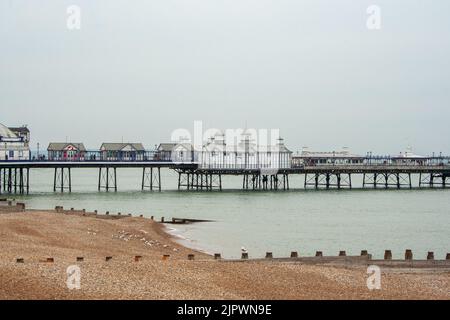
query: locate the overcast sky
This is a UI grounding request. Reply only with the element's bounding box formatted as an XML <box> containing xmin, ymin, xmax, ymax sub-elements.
<box><xmin>1</xmin><ymin>0</ymin><xmax>449</xmax><ymax>155</ymax></box>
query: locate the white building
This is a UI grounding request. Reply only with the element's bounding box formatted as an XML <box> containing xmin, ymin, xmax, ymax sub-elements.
<box><xmin>0</xmin><ymin>123</ymin><xmax>30</xmax><ymax>161</ymax></box>
<box><xmin>392</xmin><ymin>149</ymin><xmax>428</xmax><ymax>165</ymax></box>
<box><xmin>172</xmin><ymin>142</ymin><xmax>200</xmax><ymax>163</ymax></box>
<box><xmin>200</xmin><ymin>133</ymin><xmax>292</xmax><ymax>170</ymax></box>
<box><xmin>160</xmin><ymin>132</ymin><xmax>292</xmax><ymax>169</ymax></box>
<box><xmin>292</xmin><ymin>147</ymin><xmax>364</xmax><ymax>166</ymax></box>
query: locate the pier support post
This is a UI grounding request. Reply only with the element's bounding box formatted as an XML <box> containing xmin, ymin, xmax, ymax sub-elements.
<box><xmin>177</xmin><ymin>170</ymin><xmax>220</xmax><ymax>191</ymax></box>
<box><xmin>98</xmin><ymin>167</ymin><xmax>117</xmax><ymax>192</ymax></box>
<box><xmin>8</xmin><ymin>168</ymin><xmax>12</xmax><ymax>193</ymax></box>
<box><xmin>26</xmin><ymin>168</ymin><xmax>30</xmax><ymax>194</ymax></box>
<box><xmin>142</xmin><ymin>167</ymin><xmax>162</xmax><ymax>191</ymax></box>
<box><xmin>0</xmin><ymin>167</ymin><xmax>30</xmax><ymax>195</ymax></box>
<box><xmin>53</xmin><ymin>167</ymin><xmax>72</xmax><ymax>193</ymax></box>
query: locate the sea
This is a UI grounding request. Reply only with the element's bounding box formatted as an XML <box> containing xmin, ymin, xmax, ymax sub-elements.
<box><xmin>9</xmin><ymin>168</ymin><xmax>450</xmax><ymax>259</ymax></box>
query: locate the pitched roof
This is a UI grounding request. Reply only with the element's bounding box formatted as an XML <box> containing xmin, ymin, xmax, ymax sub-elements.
<box><xmin>47</xmin><ymin>143</ymin><xmax>86</xmax><ymax>151</ymax></box>
<box><xmin>157</xmin><ymin>143</ymin><xmax>177</xmax><ymax>152</ymax></box>
<box><xmin>100</xmin><ymin>143</ymin><xmax>145</xmax><ymax>151</ymax></box>
<box><xmin>173</xmin><ymin>143</ymin><xmax>202</xmax><ymax>151</ymax></box>
<box><xmin>9</xmin><ymin>126</ymin><xmax>30</xmax><ymax>134</ymax></box>
<box><xmin>0</xmin><ymin>123</ymin><xmax>17</xmax><ymax>139</ymax></box>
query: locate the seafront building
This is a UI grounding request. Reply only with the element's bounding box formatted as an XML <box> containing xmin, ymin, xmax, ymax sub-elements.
<box><xmin>159</xmin><ymin>133</ymin><xmax>292</xmax><ymax>169</ymax></box>
<box><xmin>156</xmin><ymin>143</ymin><xmax>177</xmax><ymax>161</ymax></box>
<box><xmin>0</xmin><ymin>123</ymin><xmax>30</xmax><ymax>161</ymax></box>
<box><xmin>292</xmin><ymin>147</ymin><xmax>364</xmax><ymax>167</ymax></box>
<box><xmin>392</xmin><ymin>150</ymin><xmax>428</xmax><ymax>165</ymax></box>
<box><xmin>47</xmin><ymin>143</ymin><xmax>86</xmax><ymax>161</ymax></box>
<box><xmin>100</xmin><ymin>143</ymin><xmax>146</xmax><ymax>161</ymax></box>
<box><xmin>200</xmin><ymin>133</ymin><xmax>292</xmax><ymax>169</ymax></box>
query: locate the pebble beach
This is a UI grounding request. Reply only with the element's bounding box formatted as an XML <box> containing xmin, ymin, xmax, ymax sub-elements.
<box><xmin>0</xmin><ymin>208</ymin><xmax>448</xmax><ymax>300</ymax></box>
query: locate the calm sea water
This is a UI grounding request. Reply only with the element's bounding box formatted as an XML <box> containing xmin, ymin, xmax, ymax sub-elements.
<box><xmin>8</xmin><ymin>168</ymin><xmax>450</xmax><ymax>259</ymax></box>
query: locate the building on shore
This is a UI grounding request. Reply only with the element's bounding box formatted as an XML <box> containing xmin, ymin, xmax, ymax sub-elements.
<box><xmin>99</xmin><ymin>143</ymin><xmax>145</xmax><ymax>161</ymax></box>
<box><xmin>8</xmin><ymin>126</ymin><xmax>30</xmax><ymax>147</ymax></box>
<box><xmin>47</xmin><ymin>143</ymin><xmax>86</xmax><ymax>161</ymax></box>
<box><xmin>0</xmin><ymin>123</ymin><xmax>30</xmax><ymax>161</ymax></box>
<box><xmin>292</xmin><ymin>147</ymin><xmax>364</xmax><ymax>167</ymax></box>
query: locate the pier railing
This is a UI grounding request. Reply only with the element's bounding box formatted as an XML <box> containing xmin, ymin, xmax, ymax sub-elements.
<box><xmin>27</xmin><ymin>150</ymin><xmax>170</xmax><ymax>162</ymax></box>
<box><xmin>3</xmin><ymin>151</ymin><xmax>450</xmax><ymax>169</ymax></box>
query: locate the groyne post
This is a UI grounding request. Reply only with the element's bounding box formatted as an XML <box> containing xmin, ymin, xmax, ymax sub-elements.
<box><xmin>405</xmin><ymin>249</ymin><xmax>413</xmax><ymax>260</ymax></box>
<box><xmin>384</xmin><ymin>250</ymin><xmax>392</xmax><ymax>260</ymax></box>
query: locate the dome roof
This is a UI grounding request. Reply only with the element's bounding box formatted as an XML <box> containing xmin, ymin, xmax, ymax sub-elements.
<box><xmin>0</xmin><ymin>123</ymin><xmax>17</xmax><ymax>138</ymax></box>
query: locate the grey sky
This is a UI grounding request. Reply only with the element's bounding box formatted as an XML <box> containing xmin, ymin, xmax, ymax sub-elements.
<box><xmin>1</xmin><ymin>0</ymin><xmax>449</xmax><ymax>155</ymax></box>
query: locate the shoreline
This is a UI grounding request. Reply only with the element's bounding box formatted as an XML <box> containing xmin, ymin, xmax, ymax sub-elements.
<box><xmin>0</xmin><ymin>205</ymin><xmax>449</xmax><ymax>299</ymax></box>
<box><xmin>164</xmin><ymin>224</ymin><xmax>217</xmax><ymax>257</ymax></box>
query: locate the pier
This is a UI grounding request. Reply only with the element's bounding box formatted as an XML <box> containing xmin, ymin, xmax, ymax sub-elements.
<box><xmin>0</xmin><ymin>160</ymin><xmax>196</xmax><ymax>194</ymax></box>
<box><xmin>1</xmin><ymin>154</ymin><xmax>450</xmax><ymax>194</ymax></box>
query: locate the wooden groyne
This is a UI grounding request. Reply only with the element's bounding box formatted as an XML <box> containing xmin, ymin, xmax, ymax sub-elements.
<box><xmin>12</xmin><ymin>250</ymin><xmax>450</xmax><ymax>269</ymax></box>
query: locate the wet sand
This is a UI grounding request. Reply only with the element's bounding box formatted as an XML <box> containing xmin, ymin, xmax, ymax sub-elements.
<box><xmin>0</xmin><ymin>209</ymin><xmax>448</xmax><ymax>300</ymax></box>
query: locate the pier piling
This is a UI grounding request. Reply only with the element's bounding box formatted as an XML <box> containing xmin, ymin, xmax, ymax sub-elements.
<box><xmin>98</xmin><ymin>167</ymin><xmax>117</xmax><ymax>192</ymax></box>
